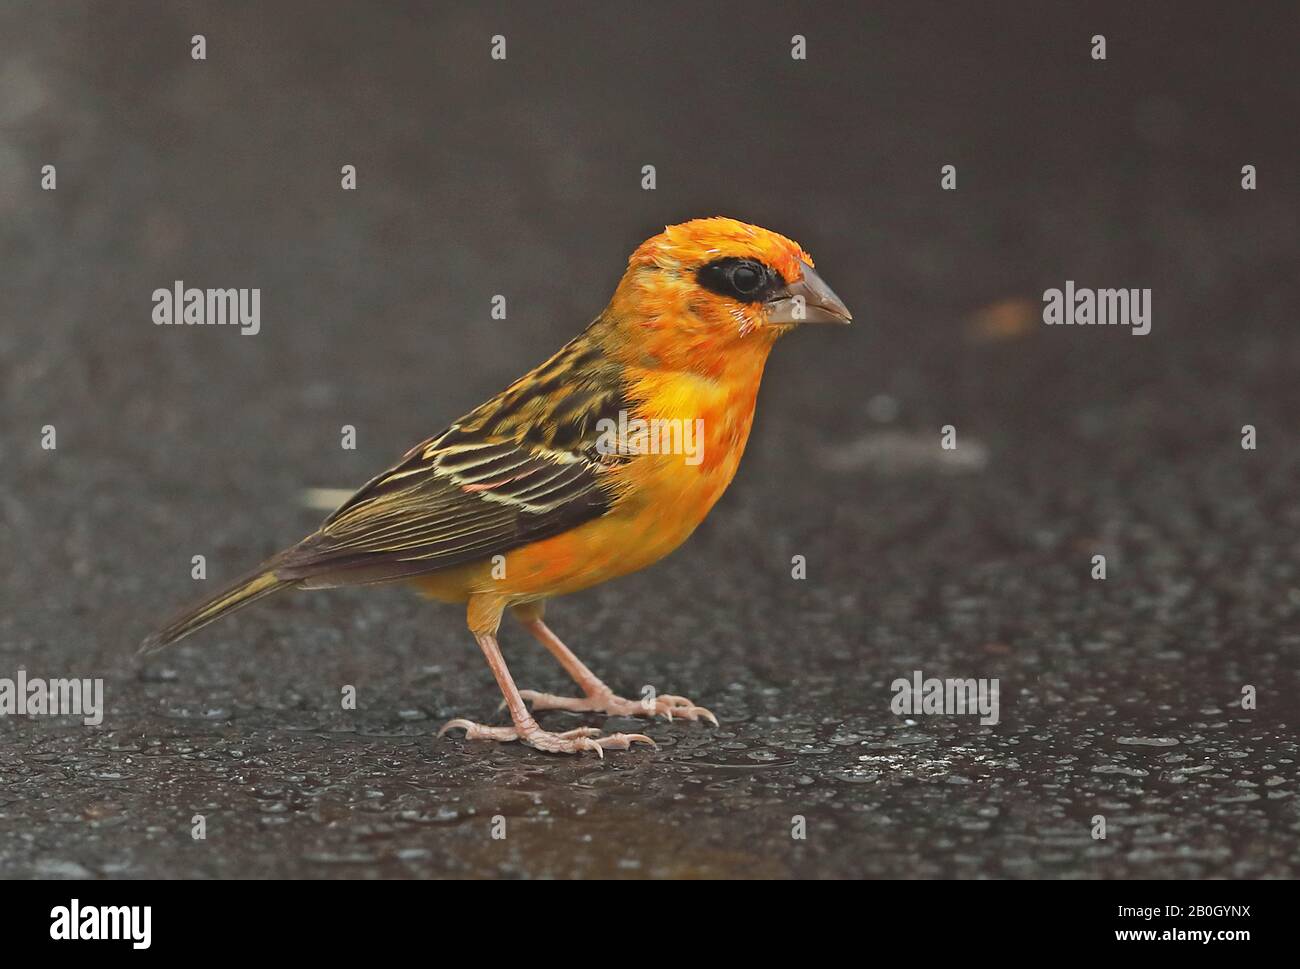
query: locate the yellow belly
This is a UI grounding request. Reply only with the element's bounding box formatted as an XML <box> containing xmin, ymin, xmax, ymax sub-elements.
<box><xmin>413</xmin><ymin>363</ymin><xmax>764</xmax><ymax>606</ymax></box>
<box><xmin>416</xmin><ymin>382</ymin><xmax>759</xmax><ymax>600</ymax></box>
<box><xmin>412</xmin><ymin>450</ymin><xmax>737</xmax><ymax>604</ymax></box>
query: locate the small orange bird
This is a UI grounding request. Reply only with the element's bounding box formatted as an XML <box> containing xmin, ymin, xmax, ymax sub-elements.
<box><xmin>143</xmin><ymin>217</ymin><xmax>852</xmax><ymax>755</ymax></box>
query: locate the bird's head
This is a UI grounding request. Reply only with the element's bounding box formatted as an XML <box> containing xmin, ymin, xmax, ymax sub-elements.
<box><xmin>607</xmin><ymin>218</ymin><xmax>852</xmax><ymax>370</ymax></box>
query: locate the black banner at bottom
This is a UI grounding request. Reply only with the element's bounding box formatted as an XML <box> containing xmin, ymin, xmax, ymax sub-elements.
<box><xmin>0</xmin><ymin>877</ymin><xmax>1275</xmax><ymax>955</ymax></box>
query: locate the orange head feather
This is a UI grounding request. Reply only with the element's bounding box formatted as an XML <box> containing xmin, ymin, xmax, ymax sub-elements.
<box><xmin>602</xmin><ymin>217</ymin><xmax>850</xmax><ymax>376</ymax></box>
<box><xmin>629</xmin><ymin>217</ymin><xmax>815</xmax><ymax>288</ymax></box>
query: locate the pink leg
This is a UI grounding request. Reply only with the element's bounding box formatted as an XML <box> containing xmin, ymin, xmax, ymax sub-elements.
<box><xmin>438</xmin><ymin>631</ymin><xmax>655</xmax><ymax>756</ymax></box>
<box><xmin>514</xmin><ymin>610</ymin><xmax>718</xmax><ymax>726</ymax></box>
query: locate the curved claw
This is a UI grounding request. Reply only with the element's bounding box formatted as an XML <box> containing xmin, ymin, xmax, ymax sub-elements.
<box><xmin>656</xmin><ymin>695</ymin><xmax>718</xmax><ymax>726</ymax></box>
<box><xmin>676</xmin><ymin>704</ymin><xmax>718</xmax><ymax>726</ymax></box>
<box><xmin>610</xmin><ymin>733</ymin><xmax>656</xmax><ymax>749</ymax></box>
<box><xmin>438</xmin><ymin>718</ymin><xmax>476</xmax><ymax>738</ymax></box>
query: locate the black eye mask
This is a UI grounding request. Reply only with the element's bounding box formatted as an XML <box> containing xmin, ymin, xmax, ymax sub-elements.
<box><xmin>695</xmin><ymin>257</ymin><xmax>786</xmax><ymax>304</ymax></box>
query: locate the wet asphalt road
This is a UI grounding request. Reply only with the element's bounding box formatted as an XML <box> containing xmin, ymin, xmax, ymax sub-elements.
<box><xmin>2</xmin><ymin>2</ymin><xmax>1298</xmax><ymax>878</ymax></box>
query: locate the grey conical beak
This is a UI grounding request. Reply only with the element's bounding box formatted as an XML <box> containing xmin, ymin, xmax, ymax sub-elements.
<box><xmin>766</xmin><ymin>261</ymin><xmax>853</xmax><ymax>324</ymax></box>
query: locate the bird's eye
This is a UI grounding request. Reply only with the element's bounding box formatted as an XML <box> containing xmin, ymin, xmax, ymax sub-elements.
<box><xmin>730</xmin><ymin>263</ymin><xmax>761</xmax><ymax>295</ymax></box>
<box><xmin>695</xmin><ymin>257</ymin><xmax>781</xmax><ymax>303</ymax></box>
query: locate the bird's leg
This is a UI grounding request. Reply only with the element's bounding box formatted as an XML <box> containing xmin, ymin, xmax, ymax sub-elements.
<box><xmin>438</xmin><ymin>596</ymin><xmax>654</xmax><ymax>756</ymax></box>
<box><xmin>512</xmin><ymin>603</ymin><xmax>718</xmax><ymax>725</ymax></box>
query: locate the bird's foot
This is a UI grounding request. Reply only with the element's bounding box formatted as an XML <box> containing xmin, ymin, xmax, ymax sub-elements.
<box><xmin>437</xmin><ymin>719</ymin><xmax>655</xmax><ymax>757</ymax></box>
<box><xmin>518</xmin><ymin>688</ymin><xmax>719</xmax><ymax>726</ymax></box>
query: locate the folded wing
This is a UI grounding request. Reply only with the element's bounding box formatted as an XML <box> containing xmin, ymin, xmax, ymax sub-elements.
<box><xmin>275</xmin><ymin>425</ymin><xmax>617</xmax><ymax>586</ymax></box>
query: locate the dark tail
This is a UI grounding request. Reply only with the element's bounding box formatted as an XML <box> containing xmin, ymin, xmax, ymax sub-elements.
<box><xmin>139</xmin><ymin>564</ymin><xmax>289</xmax><ymax>653</ymax></box>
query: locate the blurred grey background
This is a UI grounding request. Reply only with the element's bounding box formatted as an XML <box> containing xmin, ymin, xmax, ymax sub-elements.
<box><xmin>1</xmin><ymin>1</ymin><xmax>1297</xmax><ymax>878</ymax></box>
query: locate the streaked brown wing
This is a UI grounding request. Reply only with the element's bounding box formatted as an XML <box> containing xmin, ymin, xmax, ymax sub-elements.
<box><xmin>273</xmin><ymin>426</ymin><xmax>616</xmax><ymax>585</ymax></box>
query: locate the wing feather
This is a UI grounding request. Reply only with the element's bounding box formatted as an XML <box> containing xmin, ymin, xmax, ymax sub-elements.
<box><xmin>275</xmin><ymin>430</ymin><xmax>616</xmax><ymax>584</ymax></box>
<box><xmin>275</xmin><ymin>325</ymin><xmax>632</xmax><ymax>585</ymax></box>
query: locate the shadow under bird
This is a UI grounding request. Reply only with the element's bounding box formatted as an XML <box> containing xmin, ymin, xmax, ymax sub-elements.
<box><xmin>143</xmin><ymin>217</ymin><xmax>852</xmax><ymax>755</ymax></box>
